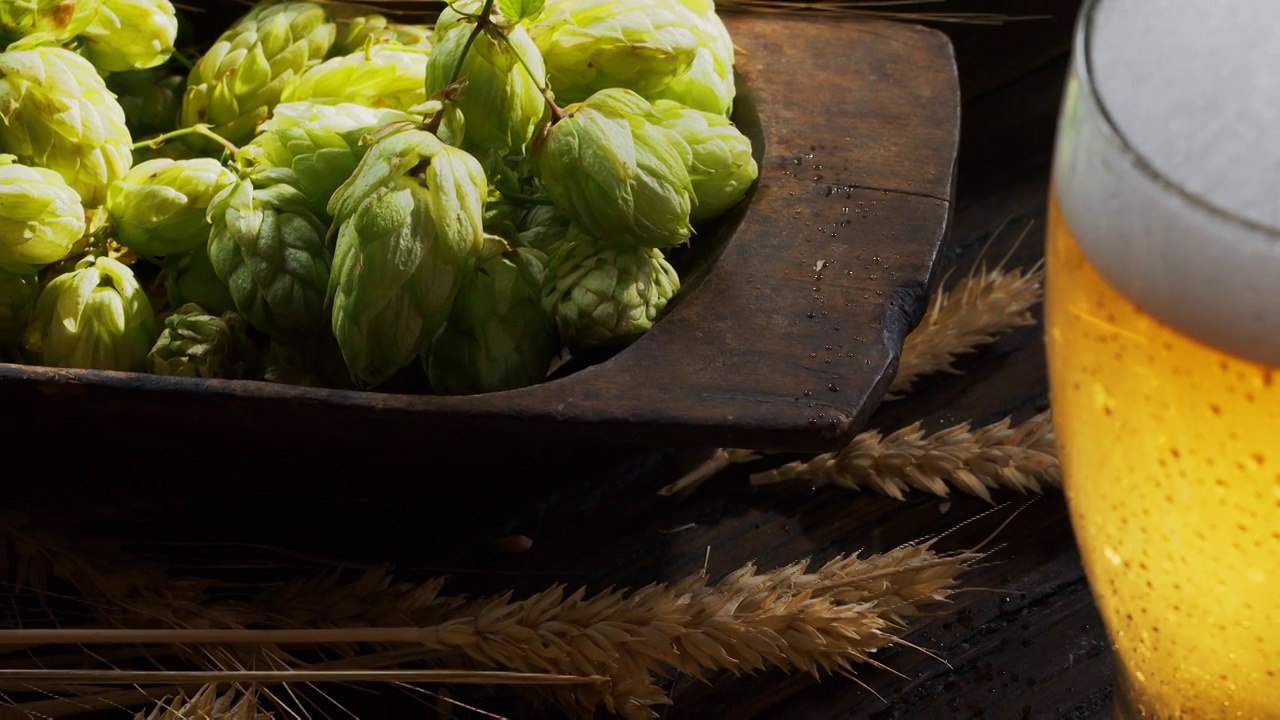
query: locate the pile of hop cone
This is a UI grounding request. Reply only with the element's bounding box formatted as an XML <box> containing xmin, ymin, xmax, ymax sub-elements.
<box><xmin>0</xmin><ymin>0</ymin><xmax>759</xmax><ymax>393</ymax></box>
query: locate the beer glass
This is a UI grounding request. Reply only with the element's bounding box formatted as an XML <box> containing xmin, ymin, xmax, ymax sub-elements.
<box><xmin>1045</xmin><ymin>0</ymin><xmax>1280</xmax><ymax>717</ymax></box>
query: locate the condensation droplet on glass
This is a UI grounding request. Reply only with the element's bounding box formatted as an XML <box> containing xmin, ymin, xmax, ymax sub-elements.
<box><xmin>828</xmin><ymin>384</ymin><xmax>839</xmax><ymax>392</ymax></box>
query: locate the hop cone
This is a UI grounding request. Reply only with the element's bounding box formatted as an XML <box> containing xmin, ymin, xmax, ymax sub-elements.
<box><xmin>236</xmin><ymin>101</ymin><xmax>414</xmax><ymax>221</ymax></box>
<box><xmin>424</xmin><ymin>16</ymin><xmax>547</xmax><ymax>155</ymax></box>
<box><xmin>206</xmin><ymin>178</ymin><xmax>331</xmax><ymax>339</ymax></box>
<box><xmin>427</xmin><ymin>246</ymin><xmax>557</xmax><ymax>395</ymax></box>
<box><xmin>517</xmin><ymin>202</ymin><xmax>570</xmax><ymax>252</ymax></box>
<box><xmin>651</xmin><ymin>100</ymin><xmax>757</xmax><ymax>222</ymax></box>
<box><xmin>77</xmin><ymin>0</ymin><xmax>178</xmax><ymax>73</ymax></box>
<box><xmin>534</xmin><ymin>88</ymin><xmax>693</xmax><ymax>249</ymax></box>
<box><xmin>542</xmin><ymin>227</ymin><xmax>680</xmax><ymax>348</ymax></box>
<box><xmin>0</xmin><ymin>156</ymin><xmax>85</xmax><ymax>265</ymax></box>
<box><xmin>0</xmin><ymin>0</ymin><xmax>100</xmax><ymax>43</ymax></box>
<box><xmin>281</xmin><ymin>42</ymin><xmax>428</xmax><ymax>113</ymax></box>
<box><xmin>329</xmin><ymin>13</ymin><xmax>433</xmax><ymax>57</ymax></box>
<box><xmin>106</xmin><ymin>157</ymin><xmax>237</xmax><ymax>258</ymax></box>
<box><xmin>23</xmin><ymin>254</ymin><xmax>157</xmax><ymax>371</ymax></box>
<box><xmin>646</xmin><ymin>7</ymin><xmax>735</xmax><ymax>115</ymax></box>
<box><xmin>326</xmin><ymin>128</ymin><xmax>488</xmax><ymax>387</ymax></box>
<box><xmin>181</xmin><ymin>2</ymin><xmax>336</xmax><ymax>147</ymax></box>
<box><xmin>0</xmin><ymin>263</ymin><xmax>39</xmax><ymax>344</ymax></box>
<box><xmin>526</xmin><ymin>0</ymin><xmax>701</xmax><ymax>104</ymax></box>
<box><xmin>147</xmin><ymin>302</ymin><xmax>255</xmax><ymax>378</ymax></box>
<box><xmin>164</xmin><ymin>243</ymin><xmax>235</xmax><ymax>317</ymax></box>
<box><xmin>107</xmin><ymin>67</ymin><xmax>184</xmax><ymax>138</ymax></box>
<box><xmin>0</xmin><ymin>43</ymin><xmax>133</xmax><ymax>207</ymax></box>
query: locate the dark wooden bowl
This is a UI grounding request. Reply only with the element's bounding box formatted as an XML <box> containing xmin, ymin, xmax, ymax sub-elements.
<box><xmin>0</xmin><ymin>14</ymin><xmax>959</xmax><ymax>480</ymax></box>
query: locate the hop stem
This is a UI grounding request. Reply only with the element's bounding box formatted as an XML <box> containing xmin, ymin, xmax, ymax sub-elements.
<box><xmin>133</xmin><ymin>125</ymin><xmax>239</xmax><ymax>158</ymax></box>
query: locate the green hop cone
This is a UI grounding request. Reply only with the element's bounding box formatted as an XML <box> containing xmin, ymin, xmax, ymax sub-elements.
<box><xmin>281</xmin><ymin>42</ymin><xmax>428</xmax><ymax>113</ymax></box>
<box><xmin>542</xmin><ymin>227</ymin><xmax>680</xmax><ymax>349</ymax></box>
<box><xmin>146</xmin><ymin>302</ymin><xmax>255</xmax><ymax>378</ymax></box>
<box><xmin>0</xmin><ymin>43</ymin><xmax>133</xmax><ymax>207</ymax></box>
<box><xmin>106</xmin><ymin>157</ymin><xmax>237</xmax><ymax>258</ymax></box>
<box><xmin>651</xmin><ymin>100</ymin><xmax>757</xmax><ymax>223</ymax></box>
<box><xmin>646</xmin><ymin>7</ymin><xmax>735</xmax><ymax>115</ymax></box>
<box><xmin>326</xmin><ymin>128</ymin><xmax>488</xmax><ymax>387</ymax></box>
<box><xmin>206</xmin><ymin>178</ymin><xmax>331</xmax><ymax>339</ymax></box>
<box><xmin>0</xmin><ymin>156</ymin><xmax>86</xmax><ymax>266</ymax></box>
<box><xmin>23</xmin><ymin>254</ymin><xmax>157</xmax><ymax>371</ymax></box>
<box><xmin>0</xmin><ymin>0</ymin><xmax>101</xmax><ymax>43</ymax></box>
<box><xmin>164</xmin><ymin>243</ymin><xmax>235</xmax><ymax>316</ymax></box>
<box><xmin>534</xmin><ymin>88</ymin><xmax>693</xmax><ymax>249</ymax></box>
<box><xmin>0</xmin><ymin>263</ymin><xmax>39</xmax><ymax>344</ymax></box>
<box><xmin>516</xmin><ymin>202</ymin><xmax>570</xmax><ymax>253</ymax></box>
<box><xmin>526</xmin><ymin>0</ymin><xmax>701</xmax><ymax>104</ymax></box>
<box><xmin>329</xmin><ymin>13</ymin><xmax>433</xmax><ymax>57</ymax></box>
<box><xmin>424</xmin><ymin>16</ymin><xmax>547</xmax><ymax>156</ymax></box>
<box><xmin>107</xmin><ymin>67</ymin><xmax>184</xmax><ymax>138</ymax></box>
<box><xmin>236</xmin><ymin>101</ymin><xmax>414</xmax><ymax>221</ymax></box>
<box><xmin>427</xmin><ymin>246</ymin><xmax>557</xmax><ymax>395</ymax></box>
<box><xmin>76</xmin><ymin>0</ymin><xmax>178</xmax><ymax>73</ymax></box>
<box><xmin>181</xmin><ymin>2</ymin><xmax>336</xmax><ymax>148</ymax></box>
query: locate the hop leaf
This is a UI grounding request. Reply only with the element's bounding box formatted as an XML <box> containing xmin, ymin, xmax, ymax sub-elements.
<box><xmin>542</xmin><ymin>226</ymin><xmax>680</xmax><ymax>349</ymax></box>
<box><xmin>146</xmin><ymin>302</ymin><xmax>256</xmax><ymax>378</ymax></box>
<box><xmin>0</xmin><ymin>263</ymin><xmax>39</xmax><ymax>344</ymax></box>
<box><xmin>424</xmin><ymin>18</ymin><xmax>547</xmax><ymax>155</ymax></box>
<box><xmin>76</xmin><ymin>0</ymin><xmax>178</xmax><ymax>73</ymax></box>
<box><xmin>206</xmin><ymin>178</ymin><xmax>332</xmax><ymax>339</ymax></box>
<box><xmin>0</xmin><ymin>0</ymin><xmax>101</xmax><ymax>43</ymax></box>
<box><xmin>534</xmin><ymin>88</ymin><xmax>693</xmax><ymax>249</ymax></box>
<box><xmin>0</xmin><ymin>44</ymin><xmax>134</xmax><ymax>206</ymax></box>
<box><xmin>23</xmin><ymin>254</ymin><xmax>157</xmax><ymax>371</ymax></box>
<box><xmin>651</xmin><ymin>99</ymin><xmax>758</xmax><ymax>222</ymax></box>
<box><xmin>326</xmin><ymin>128</ymin><xmax>489</xmax><ymax>387</ymax></box>
<box><xmin>236</xmin><ymin>101</ymin><xmax>415</xmax><ymax>221</ymax></box>
<box><xmin>106</xmin><ymin>157</ymin><xmax>237</xmax><ymax>258</ymax></box>
<box><xmin>181</xmin><ymin>1</ymin><xmax>336</xmax><ymax>147</ymax></box>
<box><xmin>107</xmin><ymin>67</ymin><xmax>184</xmax><ymax>138</ymax></box>
<box><xmin>281</xmin><ymin>42</ymin><xmax>429</xmax><ymax>113</ymax></box>
<box><xmin>427</xmin><ymin>246</ymin><xmax>557</xmax><ymax>395</ymax></box>
<box><xmin>0</xmin><ymin>156</ymin><xmax>85</xmax><ymax>266</ymax></box>
<box><xmin>526</xmin><ymin>0</ymin><xmax>702</xmax><ymax>104</ymax></box>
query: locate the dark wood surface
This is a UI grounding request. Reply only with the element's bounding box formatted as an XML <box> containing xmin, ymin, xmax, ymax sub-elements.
<box><xmin>0</xmin><ymin>13</ymin><xmax>960</xmax><ymax>463</ymax></box>
<box><xmin>6</xmin><ymin>2</ymin><xmax>1118</xmax><ymax>719</ymax></box>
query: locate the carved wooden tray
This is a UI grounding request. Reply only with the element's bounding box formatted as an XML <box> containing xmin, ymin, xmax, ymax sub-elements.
<box><xmin>0</xmin><ymin>13</ymin><xmax>960</xmax><ymax>470</ymax></box>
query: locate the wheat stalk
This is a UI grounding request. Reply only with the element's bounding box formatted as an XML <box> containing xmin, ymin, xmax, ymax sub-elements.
<box><xmin>0</xmin><ymin>515</ymin><xmax>978</xmax><ymax>720</ymax></box>
<box><xmin>751</xmin><ymin>410</ymin><xmax>1058</xmax><ymax>501</ymax></box>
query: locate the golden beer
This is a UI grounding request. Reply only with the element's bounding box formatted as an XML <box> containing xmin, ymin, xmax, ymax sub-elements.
<box><xmin>1046</xmin><ymin>0</ymin><xmax>1280</xmax><ymax>717</ymax></box>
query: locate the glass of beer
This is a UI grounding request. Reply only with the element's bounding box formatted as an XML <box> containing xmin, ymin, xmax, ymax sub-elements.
<box><xmin>1045</xmin><ymin>0</ymin><xmax>1280</xmax><ymax>717</ymax></box>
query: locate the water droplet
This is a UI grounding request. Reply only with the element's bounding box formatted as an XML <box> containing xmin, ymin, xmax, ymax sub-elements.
<box><xmin>823</xmin><ymin>357</ymin><xmax>832</xmax><ymax>364</ymax></box>
<box><xmin>841</xmin><ymin>207</ymin><xmax>849</xmax><ymax>215</ymax></box>
<box><xmin>803</xmin><ymin>390</ymin><xmax>813</xmax><ymax>396</ymax></box>
<box><xmin>806</xmin><ymin>311</ymin><xmax>816</xmax><ymax>319</ymax></box>
<box><xmin>825</xmin><ymin>345</ymin><xmax>832</xmax><ymax>350</ymax></box>
<box><xmin>870</xmin><ymin>274</ymin><xmax>878</xmax><ymax>280</ymax></box>
<box><xmin>808</xmin><ymin>418</ymin><xmax>818</xmax><ymax>425</ymax></box>
<box><xmin>828</xmin><ymin>384</ymin><xmax>839</xmax><ymax>392</ymax></box>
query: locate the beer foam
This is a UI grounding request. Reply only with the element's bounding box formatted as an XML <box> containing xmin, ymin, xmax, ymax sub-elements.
<box><xmin>1053</xmin><ymin>0</ymin><xmax>1280</xmax><ymax>366</ymax></box>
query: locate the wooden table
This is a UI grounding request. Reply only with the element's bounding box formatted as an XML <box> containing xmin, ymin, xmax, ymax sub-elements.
<box><xmin>8</xmin><ymin>2</ymin><xmax>1115</xmax><ymax>718</ymax></box>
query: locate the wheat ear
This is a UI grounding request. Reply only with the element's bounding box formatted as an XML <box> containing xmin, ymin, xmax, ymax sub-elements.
<box><xmin>660</xmin><ymin>249</ymin><xmax>1045</xmax><ymax>497</ymax></box>
<box><xmin>136</xmin><ymin>685</ymin><xmax>267</xmax><ymax>720</ymax></box>
<box><xmin>750</xmin><ymin>410</ymin><xmax>1058</xmax><ymax>501</ymax></box>
<box><xmin>890</xmin><ymin>260</ymin><xmax>1043</xmax><ymax>397</ymax></box>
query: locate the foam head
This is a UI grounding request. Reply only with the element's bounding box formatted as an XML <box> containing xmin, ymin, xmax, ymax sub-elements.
<box><xmin>1053</xmin><ymin>0</ymin><xmax>1280</xmax><ymax>367</ymax></box>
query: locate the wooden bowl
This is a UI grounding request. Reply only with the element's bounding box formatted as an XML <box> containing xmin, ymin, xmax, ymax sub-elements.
<box><xmin>0</xmin><ymin>13</ymin><xmax>959</xmax><ymax>478</ymax></box>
